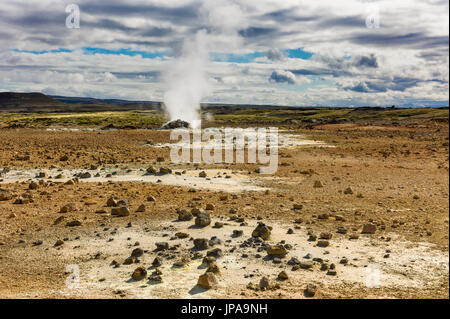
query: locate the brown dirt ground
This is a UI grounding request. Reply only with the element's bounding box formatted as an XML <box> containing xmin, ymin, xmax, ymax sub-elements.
<box><xmin>0</xmin><ymin>122</ymin><xmax>448</xmax><ymax>299</ymax></box>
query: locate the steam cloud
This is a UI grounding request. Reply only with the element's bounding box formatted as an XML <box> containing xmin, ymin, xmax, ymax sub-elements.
<box><xmin>163</xmin><ymin>0</ymin><xmax>246</xmax><ymax>129</ymax></box>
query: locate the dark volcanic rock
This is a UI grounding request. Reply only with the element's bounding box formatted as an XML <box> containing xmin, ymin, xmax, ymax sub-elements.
<box><xmin>161</xmin><ymin>120</ymin><xmax>191</xmax><ymax>130</ymax></box>
<box><xmin>195</xmin><ymin>213</ymin><xmax>211</xmax><ymax>227</ymax></box>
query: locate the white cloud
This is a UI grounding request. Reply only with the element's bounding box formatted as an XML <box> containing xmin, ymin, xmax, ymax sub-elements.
<box><xmin>0</xmin><ymin>0</ymin><xmax>447</xmax><ymax>107</ymax></box>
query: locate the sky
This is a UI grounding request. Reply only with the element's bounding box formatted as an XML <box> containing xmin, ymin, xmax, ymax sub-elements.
<box><xmin>0</xmin><ymin>0</ymin><xmax>448</xmax><ymax>107</ymax></box>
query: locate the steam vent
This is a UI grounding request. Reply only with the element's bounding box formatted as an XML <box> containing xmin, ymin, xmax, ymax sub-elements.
<box><xmin>161</xmin><ymin>120</ymin><xmax>192</xmax><ymax>130</ymax></box>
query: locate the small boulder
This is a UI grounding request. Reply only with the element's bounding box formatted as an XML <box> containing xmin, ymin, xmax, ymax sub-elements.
<box><xmin>252</xmin><ymin>222</ymin><xmax>272</xmax><ymax>240</ymax></box>
<box><xmin>317</xmin><ymin>240</ymin><xmax>330</xmax><ymax>248</ymax></box>
<box><xmin>259</xmin><ymin>277</ymin><xmax>270</xmax><ymax>291</ymax></box>
<box><xmin>304</xmin><ymin>284</ymin><xmax>318</xmax><ymax>297</ymax></box>
<box><xmin>207</xmin><ymin>248</ymin><xmax>223</xmax><ymax>259</ymax></box>
<box><xmin>267</xmin><ymin>245</ymin><xmax>288</xmax><ymax>257</ymax></box>
<box><xmin>116</xmin><ymin>207</ymin><xmax>130</xmax><ymax>217</ymax></box>
<box><xmin>195</xmin><ymin>213</ymin><xmax>211</xmax><ymax>227</ymax></box>
<box><xmin>131</xmin><ymin>248</ymin><xmax>144</xmax><ymax>258</ymax></box>
<box><xmin>177</xmin><ymin>209</ymin><xmax>193</xmax><ymax>221</ymax></box>
<box><xmin>344</xmin><ymin>187</ymin><xmax>354</xmax><ymax>195</ymax></box>
<box><xmin>175</xmin><ymin>232</ymin><xmax>190</xmax><ymax>239</ymax></box>
<box><xmin>59</xmin><ymin>203</ymin><xmax>76</xmax><ymax>214</ymax></box>
<box><xmin>194</xmin><ymin>238</ymin><xmax>209</xmax><ymax>250</ymax></box>
<box><xmin>197</xmin><ymin>272</ymin><xmax>218</xmax><ymax>290</ymax></box>
<box><xmin>319</xmin><ymin>232</ymin><xmax>333</xmax><ymax>240</ymax></box>
<box><xmin>136</xmin><ymin>204</ymin><xmax>146</xmax><ymax>213</ymax></box>
<box><xmin>131</xmin><ymin>267</ymin><xmax>147</xmax><ymax>281</ymax></box>
<box><xmin>155</xmin><ymin>242</ymin><xmax>169</xmax><ymax>251</ymax></box>
<box><xmin>152</xmin><ymin>257</ymin><xmax>163</xmax><ymax>267</ymax></box>
<box><xmin>362</xmin><ymin>224</ymin><xmax>377</xmax><ymax>234</ymax></box>
<box><xmin>207</xmin><ymin>263</ymin><xmax>220</xmax><ymax>274</ymax></box>
<box><xmin>107</xmin><ymin>197</ymin><xmax>117</xmax><ymax>207</ymax></box>
<box><xmin>314</xmin><ymin>180</ymin><xmax>324</xmax><ymax>188</ymax></box>
<box><xmin>66</xmin><ymin>220</ymin><xmax>82</xmax><ymax>227</ymax></box>
<box><xmin>278</xmin><ymin>271</ymin><xmax>289</xmax><ymax>280</ymax></box>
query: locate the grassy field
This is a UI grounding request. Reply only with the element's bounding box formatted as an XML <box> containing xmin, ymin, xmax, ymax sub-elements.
<box><xmin>0</xmin><ymin>110</ymin><xmax>167</xmax><ymax>129</ymax></box>
<box><xmin>0</xmin><ymin>106</ymin><xmax>448</xmax><ymax>129</ymax></box>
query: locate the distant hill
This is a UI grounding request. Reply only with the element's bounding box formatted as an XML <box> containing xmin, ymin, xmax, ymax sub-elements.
<box><xmin>0</xmin><ymin>92</ymin><xmax>163</xmax><ymax>112</ymax></box>
<box><xmin>0</xmin><ymin>92</ymin><xmax>64</xmax><ymax>111</ymax></box>
<box><xmin>51</xmin><ymin>95</ymin><xmax>163</xmax><ymax>107</ymax></box>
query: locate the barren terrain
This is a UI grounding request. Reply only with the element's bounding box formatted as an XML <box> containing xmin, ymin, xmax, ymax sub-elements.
<box><xmin>0</xmin><ymin>113</ymin><xmax>448</xmax><ymax>299</ymax></box>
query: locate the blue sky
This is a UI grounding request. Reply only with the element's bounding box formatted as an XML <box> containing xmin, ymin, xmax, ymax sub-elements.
<box><xmin>0</xmin><ymin>0</ymin><xmax>448</xmax><ymax>107</ymax></box>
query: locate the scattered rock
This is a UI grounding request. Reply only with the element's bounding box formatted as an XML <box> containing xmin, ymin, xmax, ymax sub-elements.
<box><xmin>304</xmin><ymin>284</ymin><xmax>318</xmax><ymax>297</ymax></box>
<box><xmin>54</xmin><ymin>240</ymin><xmax>64</xmax><ymax>247</ymax></box>
<box><xmin>207</xmin><ymin>263</ymin><xmax>220</xmax><ymax>274</ymax></box>
<box><xmin>66</xmin><ymin>220</ymin><xmax>82</xmax><ymax>227</ymax></box>
<box><xmin>195</xmin><ymin>213</ymin><xmax>211</xmax><ymax>227</ymax></box>
<box><xmin>123</xmin><ymin>257</ymin><xmax>136</xmax><ymax>265</ymax></box>
<box><xmin>161</xmin><ymin>120</ymin><xmax>191</xmax><ymax>130</ymax></box>
<box><xmin>267</xmin><ymin>245</ymin><xmax>288</xmax><ymax>258</ymax></box>
<box><xmin>107</xmin><ymin>197</ymin><xmax>118</xmax><ymax>207</ymax></box>
<box><xmin>362</xmin><ymin>224</ymin><xmax>377</xmax><ymax>234</ymax></box>
<box><xmin>278</xmin><ymin>271</ymin><xmax>289</xmax><ymax>280</ymax></box>
<box><xmin>159</xmin><ymin>167</ymin><xmax>172</xmax><ymax>175</ymax></box>
<box><xmin>131</xmin><ymin>267</ymin><xmax>147</xmax><ymax>281</ymax></box>
<box><xmin>149</xmin><ymin>274</ymin><xmax>163</xmax><ymax>283</ymax></box>
<box><xmin>233</xmin><ymin>230</ymin><xmax>244</xmax><ymax>237</ymax></box>
<box><xmin>214</xmin><ymin>222</ymin><xmax>224</xmax><ymax>229</ymax></box>
<box><xmin>209</xmin><ymin>237</ymin><xmax>222</xmax><ymax>246</ymax></box>
<box><xmin>175</xmin><ymin>232</ymin><xmax>190</xmax><ymax>239</ymax></box>
<box><xmin>33</xmin><ymin>240</ymin><xmax>43</xmax><ymax>246</ymax></box>
<box><xmin>299</xmin><ymin>261</ymin><xmax>314</xmax><ymax>269</ymax></box>
<box><xmin>317</xmin><ymin>240</ymin><xmax>330</xmax><ymax>248</ymax></box>
<box><xmin>29</xmin><ymin>181</ymin><xmax>39</xmax><ymax>190</ymax></box>
<box><xmin>207</xmin><ymin>248</ymin><xmax>223</xmax><ymax>259</ymax></box>
<box><xmin>177</xmin><ymin>209</ymin><xmax>193</xmax><ymax>221</ymax></box>
<box><xmin>259</xmin><ymin>277</ymin><xmax>270</xmax><ymax>291</ymax></box>
<box><xmin>252</xmin><ymin>222</ymin><xmax>272</xmax><ymax>240</ymax></box>
<box><xmin>79</xmin><ymin>172</ymin><xmax>91</xmax><ymax>179</ymax></box>
<box><xmin>155</xmin><ymin>242</ymin><xmax>169</xmax><ymax>251</ymax></box>
<box><xmin>319</xmin><ymin>232</ymin><xmax>333</xmax><ymax>240</ymax></box>
<box><xmin>112</xmin><ymin>207</ymin><xmax>130</xmax><ymax>217</ymax></box>
<box><xmin>344</xmin><ymin>187</ymin><xmax>354</xmax><ymax>195</ymax></box>
<box><xmin>194</xmin><ymin>238</ymin><xmax>209</xmax><ymax>250</ymax></box>
<box><xmin>314</xmin><ymin>180</ymin><xmax>324</xmax><ymax>188</ymax></box>
<box><xmin>197</xmin><ymin>272</ymin><xmax>218</xmax><ymax>290</ymax></box>
<box><xmin>53</xmin><ymin>216</ymin><xmax>65</xmax><ymax>225</ymax></box>
<box><xmin>152</xmin><ymin>257</ymin><xmax>163</xmax><ymax>267</ymax></box>
<box><xmin>59</xmin><ymin>203</ymin><xmax>76</xmax><ymax>214</ymax></box>
<box><xmin>131</xmin><ymin>248</ymin><xmax>144</xmax><ymax>258</ymax></box>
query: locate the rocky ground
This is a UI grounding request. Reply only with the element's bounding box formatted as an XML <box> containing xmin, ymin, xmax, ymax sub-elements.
<box><xmin>0</xmin><ymin>120</ymin><xmax>448</xmax><ymax>299</ymax></box>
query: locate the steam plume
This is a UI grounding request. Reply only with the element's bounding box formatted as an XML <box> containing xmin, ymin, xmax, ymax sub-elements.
<box><xmin>163</xmin><ymin>1</ymin><xmax>245</xmax><ymax>129</ymax></box>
